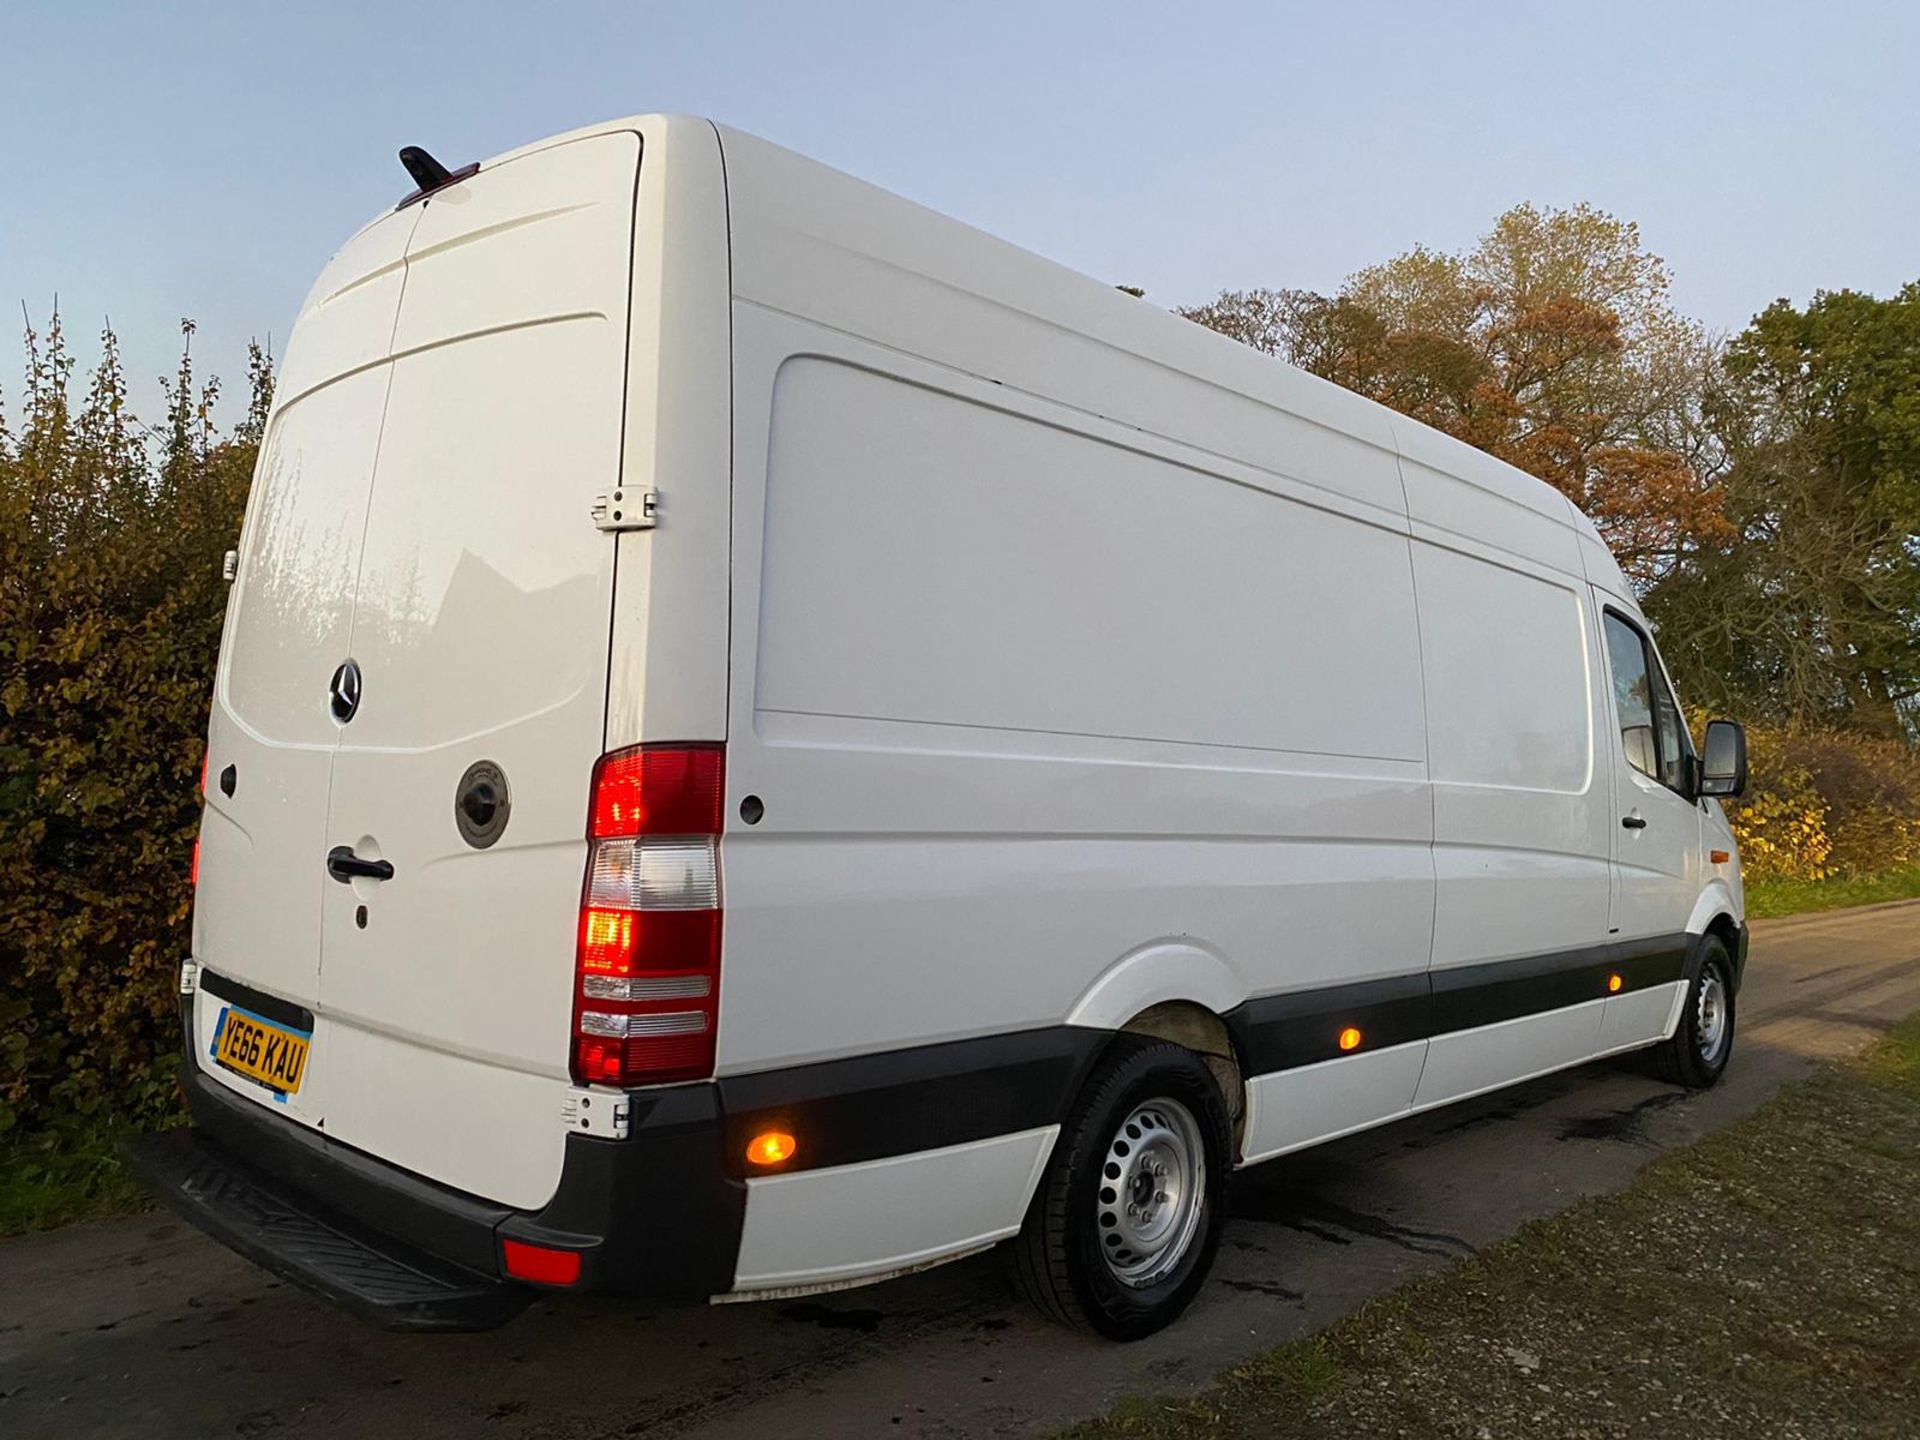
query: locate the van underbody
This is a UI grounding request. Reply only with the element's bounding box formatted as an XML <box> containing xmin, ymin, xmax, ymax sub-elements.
<box><xmin>131</xmin><ymin>114</ymin><xmax>1750</xmax><ymax>1335</ymax></box>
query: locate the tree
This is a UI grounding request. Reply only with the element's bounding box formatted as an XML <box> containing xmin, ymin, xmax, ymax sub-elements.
<box><xmin>1180</xmin><ymin>205</ymin><xmax>1730</xmax><ymax>588</ymax></box>
<box><xmin>1649</xmin><ymin>285</ymin><xmax>1920</xmax><ymax>737</ymax></box>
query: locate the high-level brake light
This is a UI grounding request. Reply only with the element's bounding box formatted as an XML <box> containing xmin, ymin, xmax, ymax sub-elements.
<box><xmin>571</xmin><ymin>744</ymin><xmax>725</xmax><ymax>1087</ymax></box>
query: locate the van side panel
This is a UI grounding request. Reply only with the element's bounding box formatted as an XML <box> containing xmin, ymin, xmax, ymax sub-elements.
<box><xmin>721</xmin><ymin>312</ymin><xmax>1435</xmax><ymax>1080</ymax></box>
<box><xmin>731</xmin><ymin>1126</ymin><xmax>1056</xmax><ymax>1293</ymax></box>
<box><xmin>1241</xmin><ymin>1040</ymin><xmax>1430</xmax><ymax>1165</ymax></box>
<box><xmin>716</xmin><ymin>137</ymin><xmax>1444</xmax><ymax>1283</ymax></box>
<box><xmin>1414</xmin><ymin>539</ymin><xmax>1611</xmax><ymax>973</ymax></box>
<box><xmin>713</xmin><ymin>127</ymin><xmax>1409</xmax><ymax>521</ymax></box>
<box><xmin>755</xmin><ymin>359</ymin><xmax>1424</xmax><ymax>763</ymax></box>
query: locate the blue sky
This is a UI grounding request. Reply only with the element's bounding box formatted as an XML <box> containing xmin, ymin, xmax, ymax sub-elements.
<box><xmin>4</xmin><ymin>1</ymin><xmax>1915</xmax><ymax>424</ymax></box>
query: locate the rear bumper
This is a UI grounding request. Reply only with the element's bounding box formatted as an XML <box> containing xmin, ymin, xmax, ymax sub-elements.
<box><xmin>144</xmin><ymin>983</ymin><xmax>1106</xmax><ymax>1330</ymax></box>
<box><xmin>140</xmin><ymin>1042</ymin><xmax>745</xmax><ymax>1329</ymax></box>
<box><xmin>126</xmin><ymin>1123</ymin><xmax>531</xmax><ymax>1332</ymax></box>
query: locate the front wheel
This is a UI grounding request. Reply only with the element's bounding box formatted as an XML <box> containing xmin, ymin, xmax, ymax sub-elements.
<box><xmin>1009</xmin><ymin>1040</ymin><xmax>1231</xmax><ymax>1340</ymax></box>
<box><xmin>1649</xmin><ymin>935</ymin><xmax>1736</xmax><ymax>1088</ymax></box>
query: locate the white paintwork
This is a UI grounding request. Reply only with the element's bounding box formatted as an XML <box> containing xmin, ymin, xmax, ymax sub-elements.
<box><xmin>731</xmin><ymin>1127</ymin><xmax>1057</xmax><ymax>1292</ymax></box>
<box><xmin>1686</xmin><ymin>875</ymin><xmax>1744</xmax><ymax>940</ymax></box>
<box><xmin>1595</xmin><ymin>591</ymin><xmax>1706</xmax><ymax>950</ymax></box>
<box><xmin>1414</xmin><ymin>1000</ymin><xmax>1609</xmax><ymax>1110</ymax></box>
<box><xmin>604</xmin><ymin>119</ymin><xmax>733</xmax><ymax>750</ymax></box>
<box><xmin>199</xmin><ymin>127</ymin><xmax>656</xmax><ymax>1209</ymax></box>
<box><xmin>1417</xmin><ymin>538</ymin><xmax>1613</xmax><ymax>976</ymax></box>
<box><xmin>757</xmin><ymin>359</ymin><xmax>1425</xmax><ymax>763</ymax></box>
<box><xmin>195</xmin><ymin>113</ymin><xmax>1748</xmax><ymax>1292</ymax></box>
<box><xmin>1065</xmin><ymin>942</ymin><xmax>1249</xmax><ymax>1032</ymax></box>
<box><xmin>1242</xmin><ymin>1041</ymin><xmax>1431</xmax><ymax>1165</ymax></box>
<box><xmin>1596</xmin><ymin>980</ymin><xmax>1687</xmax><ymax>1053</ymax></box>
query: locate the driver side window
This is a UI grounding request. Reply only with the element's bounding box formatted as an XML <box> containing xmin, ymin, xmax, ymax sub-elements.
<box><xmin>1602</xmin><ymin>612</ymin><xmax>1691</xmax><ymax>794</ymax></box>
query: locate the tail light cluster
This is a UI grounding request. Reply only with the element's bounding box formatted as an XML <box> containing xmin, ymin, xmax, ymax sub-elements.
<box><xmin>571</xmin><ymin>744</ymin><xmax>725</xmax><ymax>1087</ymax></box>
<box><xmin>192</xmin><ymin>750</ymin><xmax>208</xmax><ymax>887</ymax></box>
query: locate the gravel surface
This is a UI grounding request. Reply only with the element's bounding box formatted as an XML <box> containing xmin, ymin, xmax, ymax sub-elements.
<box><xmin>1064</xmin><ymin>1011</ymin><xmax>1920</xmax><ymax>1440</ymax></box>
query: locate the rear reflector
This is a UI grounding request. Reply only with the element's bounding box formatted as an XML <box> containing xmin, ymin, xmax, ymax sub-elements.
<box><xmin>501</xmin><ymin>1238</ymin><xmax>582</xmax><ymax>1286</ymax></box>
<box><xmin>571</xmin><ymin>744</ymin><xmax>725</xmax><ymax>1087</ymax></box>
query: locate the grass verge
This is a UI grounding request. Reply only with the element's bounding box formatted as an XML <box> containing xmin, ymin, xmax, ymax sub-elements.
<box><xmin>1744</xmin><ymin>866</ymin><xmax>1920</xmax><ymax>919</ymax></box>
<box><xmin>1062</xmin><ymin>1011</ymin><xmax>1920</xmax><ymax>1440</ymax></box>
<box><xmin>0</xmin><ymin>1117</ymin><xmax>153</xmax><ymax>1238</ymax></box>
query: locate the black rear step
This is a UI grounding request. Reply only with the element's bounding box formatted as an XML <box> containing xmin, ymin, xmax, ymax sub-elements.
<box><xmin>126</xmin><ymin>1128</ymin><xmax>528</xmax><ymax>1333</ymax></box>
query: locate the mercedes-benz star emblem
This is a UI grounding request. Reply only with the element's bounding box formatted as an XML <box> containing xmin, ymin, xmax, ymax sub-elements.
<box><xmin>328</xmin><ymin>659</ymin><xmax>362</xmax><ymax>724</ymax></box>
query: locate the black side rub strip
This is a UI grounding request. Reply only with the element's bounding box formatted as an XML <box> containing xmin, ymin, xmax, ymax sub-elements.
<box><xmin>192</xmin><ymin>934</ymin><xmax>1693</xmax><ymax>1191</ymax></box>
<box><xmin>1227</xmin><ymin>971</ymin><xmax>1430</xmax><ymax>1077</ymax></box>
<box><xmin>718</xmin><ymin>1027</ymin><xmax>1110</xmax><ymax>1179</ymax></box>
<box><xmin>1227</xmin><ymin>933</ymin><xmax>1691</xmax><ymax>1076</ymax></box>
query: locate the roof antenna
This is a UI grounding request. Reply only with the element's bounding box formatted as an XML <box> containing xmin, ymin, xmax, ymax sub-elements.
<box><xmin>395</xmin><ymin>146</ymin><xmax>479</xmax><ymax>209</ymax></box>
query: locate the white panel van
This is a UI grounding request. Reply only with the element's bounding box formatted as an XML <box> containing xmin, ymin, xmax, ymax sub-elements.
<box><xmin>132</xmin><ymin>116</ymin><xmax>1751</xmax><ymax>1339</ymax></box>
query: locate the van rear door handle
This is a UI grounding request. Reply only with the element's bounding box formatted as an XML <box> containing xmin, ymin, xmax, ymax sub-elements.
<box><xmin>327</xmin><ymin>845</ymin><xmax>394</xmax><ymax>883</ymax></box>
<box><xmin>1621</xmin><ymin>815</ymin><xmax>1647</xmax><ymax>830</ymax></box>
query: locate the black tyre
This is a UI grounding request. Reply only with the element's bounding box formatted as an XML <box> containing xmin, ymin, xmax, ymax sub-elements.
<box><xmin>1649</xmin><ymin>935</ymin><xmax>1736</xmax><ymax>1088</ymax></box>
<box><xmin>1009</xmin><ymin>1039</ymin><xmax>1231</xmax><ymax>1340</ymax></box>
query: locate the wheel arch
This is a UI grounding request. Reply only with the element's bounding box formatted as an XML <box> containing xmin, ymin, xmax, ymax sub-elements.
<box><xmin>1112</xmin><ymin>1000</ymin><xmax>1247</xmax><ymax>1152</ymax></box>
<box><xmin>1693</xmin><ymin>909</ymin><xmax>1746</xmax><ymax>994</ymax></box>
<box><xmin>1685</xmin><ymin>880</ymin><xmax>1741</xmax><ymax>940</ymax></box>
<box><xmin>1061</xmin><ymin>942</ymin><xmax>1250</xmax><ymax>1153</ymax></box>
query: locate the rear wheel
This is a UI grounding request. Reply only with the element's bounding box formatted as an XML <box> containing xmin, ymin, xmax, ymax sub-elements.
<box><xmin>1649</xmin><ymin>935</ymin><xmax>1736</xmax><ymax>1088</ymax></box>
<box><xmin>1009</xmin><ymin>1040</ymin><xmax>1230</xmax><ymax>1339</ymax></box>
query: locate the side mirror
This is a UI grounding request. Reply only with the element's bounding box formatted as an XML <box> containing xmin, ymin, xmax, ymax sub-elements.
<box><xmin>1699</xmin><ymin>720</ymin><xmax>1748</xmax><ymax>799</ymax></box>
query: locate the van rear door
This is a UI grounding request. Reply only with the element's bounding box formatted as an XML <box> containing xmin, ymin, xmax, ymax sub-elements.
<box><xmin>312</xmin><ymin>132</ymin><xmax>641</xmax><ymax>1209</ymax></box>
<box><xmin>195</xmin><ymin>210</ymin><xmax>416</xmax><ymax>1065</ymax></box>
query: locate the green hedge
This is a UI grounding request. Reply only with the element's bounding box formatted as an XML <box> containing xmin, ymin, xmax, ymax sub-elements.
<box><xmin>0</xmin><ymin>318</ymin><xmax>266</xmax><ymax>1137</ymax></box>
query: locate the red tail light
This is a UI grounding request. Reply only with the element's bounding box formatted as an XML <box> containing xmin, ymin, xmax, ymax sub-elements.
<box><xmin>571</xmin><ymin>744</ymin><xmax>724</xmax><ymax>1087</ymax></box>
<box><xmin>193</xmin><ymin>749</ymin><xmax>208</xmax><ymax>887</ymax></box>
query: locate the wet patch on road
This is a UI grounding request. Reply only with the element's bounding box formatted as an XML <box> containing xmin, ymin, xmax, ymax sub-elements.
<box><xmin>1556</xmin><ymin>1090</ymin><xmax>1688</xmax><ymax>1145</ymax></box>
<box><xmin>778</xmin><ymin>1302</ymin><xmax>887</xmax><ymax>1333</ymax></box>
<box><xmin>1232</xmin><ymin>1184</ymin><xmax>1475</xmax><ymax>1259</ymax></box>
<box><xmin>1218</xmin><ymin>1278</ymin><xmax>1304</xmax><ymax>1301</ymax></box>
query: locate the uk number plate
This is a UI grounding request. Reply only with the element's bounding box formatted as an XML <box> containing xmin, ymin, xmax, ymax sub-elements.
<box><xmin>211</xmin><ymin>1006</ymin><xmax>311</xmax><ymax>1095</ymax></box>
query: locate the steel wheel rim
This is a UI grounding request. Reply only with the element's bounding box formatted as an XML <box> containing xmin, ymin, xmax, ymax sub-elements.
<box><xmin>1095</xmin><ymin>1097</ymin><xmax>1206</xmax><ymax>1288</ymax></box>
<box><xmin>1695</xmin><ymin>966</ymin><xmax>1729</xmax><ymax>1065</ymax></box>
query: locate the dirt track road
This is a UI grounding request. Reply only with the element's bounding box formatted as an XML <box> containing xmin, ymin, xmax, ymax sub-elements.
<box><xmin>4</xmin><ymin>901</ymin><xmax>1917</xmax><ymax>1440</ymax></box>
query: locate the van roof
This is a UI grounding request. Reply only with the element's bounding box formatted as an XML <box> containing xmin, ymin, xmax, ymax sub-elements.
<box><xmin>333</xmin><ymin>112</ymin><xmax>1633</xmax><ymax>604</ymax></box>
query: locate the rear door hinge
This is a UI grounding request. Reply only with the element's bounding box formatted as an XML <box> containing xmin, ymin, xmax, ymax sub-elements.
<box><xmin>591</xmin><ymin>486</ymin><xmax>657</xmax><ymax>532</ymax></box>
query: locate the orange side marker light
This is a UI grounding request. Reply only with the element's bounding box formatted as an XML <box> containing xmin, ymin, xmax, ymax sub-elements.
<box><xmin>747</xmin><ymin>1130</ymin><xmax>797</xmax><ymax>1167</ymax></box>
<box><xmin>1337</xmin><ymin>1026</ymin><xmax>1363</xmax><ymax>1052</ymax></box>
<box><xmin>1710</xmin><ymin>850</ymin><xmax>1730</xmax><ymax>865</ymax></box>
<box><xmin>1607</xmin><ymin>973</ymin><xmax>1623</xmax><ymax>993</ymax></box>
